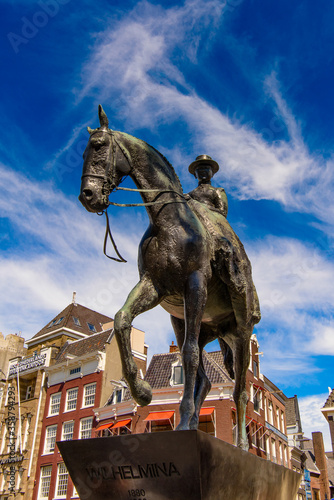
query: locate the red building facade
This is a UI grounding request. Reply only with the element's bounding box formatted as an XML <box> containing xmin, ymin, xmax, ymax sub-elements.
<box><xmin>33</xmin><ymin>371</ymin><xmax>102</xmax><ymax>500</ymax></box>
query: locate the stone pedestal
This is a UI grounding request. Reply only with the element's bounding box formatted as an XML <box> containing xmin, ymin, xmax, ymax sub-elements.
<box><xmin>58</xmin><ymin>430</ymin><xmax>301</xmax><ymax>500</ymax></box>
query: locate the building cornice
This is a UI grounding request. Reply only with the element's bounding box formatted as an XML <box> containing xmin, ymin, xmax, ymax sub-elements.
<box><xmin>26</xmin><ymin>327</ymin><xmax>88</xmax><ymax>346</ymax></box>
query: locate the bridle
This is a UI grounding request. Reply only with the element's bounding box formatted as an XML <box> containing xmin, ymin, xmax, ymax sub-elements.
<box><xmin>81</xmin><ymin>129</ymin><xmax>187</xmax><ymax>262</ymax></box>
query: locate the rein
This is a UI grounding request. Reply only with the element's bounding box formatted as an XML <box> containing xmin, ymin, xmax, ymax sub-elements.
<box><xmin>83</xmin><ymin>128</ymin><xmax>187</xmax><ymax>262</ymax></box>
<box><xmin>100</xmin><ymin>188</ymin><xmax>187</xmax><ymax>262</ymax></box>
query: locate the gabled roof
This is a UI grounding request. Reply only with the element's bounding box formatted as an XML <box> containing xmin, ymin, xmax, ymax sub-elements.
<box><xmin>303</xmin><ymin>439</ymin><xmax>321</xmax><ymax>475</ymax></box>
<box><xmin>144</xmin><ymin>350</ymin><xmax>232</xmax><ymax>389</ymax></box>
<box><xmin>28</xmin><ymin>302</ymin><xmax>113</xmax><ymax>341</ymax></box>
<box><xmin>323</xmin><ymin>388</ymin><xmax>334</xmax><ymax>408</ymax></box>
<box><xmin>55</xmin><ymin>329</ymin><xmax>113</xmax><ymax>364</ymax></box>
<box><xmin>325</xmin><ymin>452</ymin><xmax>334</xmax><ymax>487</ymax></box>
<box><xmin>285</xmin><ymin>395</ymin><xmax>302</xmax><ymax>430</ymax></box>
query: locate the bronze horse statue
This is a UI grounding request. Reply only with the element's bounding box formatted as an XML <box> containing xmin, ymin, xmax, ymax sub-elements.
<box><xmin>79</xmin><ymin>106</ymin><xmax>260</xmax><ymax>450</ymax></box>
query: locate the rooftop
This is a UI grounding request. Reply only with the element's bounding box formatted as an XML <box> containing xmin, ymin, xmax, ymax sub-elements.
<box><xmin>28</xmin><ymin>302</ymin><xmax>113</xmax><ymax>342</ymax></box>
<box><xmin>323</xmin><ymin>388</ymin><xmax>334</xmax><ymax>409</ymax></box>
<box><xmin>55</xmin><ymin>329</ymin><xmax>114</xmax><ymax>364</ymax></box>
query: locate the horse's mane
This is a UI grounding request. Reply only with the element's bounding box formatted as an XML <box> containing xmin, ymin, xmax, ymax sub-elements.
<box><xmin>118</xmin><ymin>131</ymin><xmax>183</xmax><ymax>194</ymax></box>
<box><xmin>148</xmin><ymin>143</ymin><xmax>183</xmax><ymax>193</ymax></box>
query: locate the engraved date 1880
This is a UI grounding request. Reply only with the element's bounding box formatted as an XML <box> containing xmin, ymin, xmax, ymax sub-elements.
<box><xmin>128</xmin><ymin>489</ymin><xmax>146</xmax><ymax>500</ymax></box>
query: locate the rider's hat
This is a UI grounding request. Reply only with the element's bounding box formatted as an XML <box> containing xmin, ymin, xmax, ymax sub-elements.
<box><xmin>188</xmin><ymin>155</ymin><xmax>219</xmax><ymax>175</ymax></box>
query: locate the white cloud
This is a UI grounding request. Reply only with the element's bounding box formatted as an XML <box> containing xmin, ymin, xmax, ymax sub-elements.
<box><xmin>307</xmin><ymin>325</ymin><xmax>334</xmax><ymax>355</ymax></box>
<box><xmin>77</xmin><ymin>0</ymin><xmax>334</xmax><ymax>228</ymax></box>
<box><xmin>0</xmin><ymin>162</ymin><xmax>174</xmax><ymax>356</ymax></box>
<box><xmin>250</xmin><ymin>236</ymin><xmax>334</xmax><ymax>318</ymax></box>
<box><xmin>247</xmin><ymin>236</ymin><xmax>334</xmax><ymax>381</ymax></box>
<box><xmin>299</xmin><ymin>394</ymin><xmax>332</xmax><ymax>452</ymax></box>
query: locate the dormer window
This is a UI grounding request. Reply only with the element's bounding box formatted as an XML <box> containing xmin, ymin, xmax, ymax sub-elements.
<box><xmin>73</xmin><ymin>317</ymin><xmax>81</xmax><ymax>327</ymax></box>
<box><xmin>48</xmin><ymin>317</ymin><xmax>64</xmax><ymax>327</ymax></box>
<box><xmin>87</xmin><ymin>323</ymin><xmax>96</xmax><ymax>333</ymax></box>
<box><xmin>111</xmin><ymin>388</ymin><xmax>123</xmax><ymax>404</ymax></box>
<box><xmin>171</xmin><ymin>364</ymin><xmax>183</xmax><ymax>385</ymax></box>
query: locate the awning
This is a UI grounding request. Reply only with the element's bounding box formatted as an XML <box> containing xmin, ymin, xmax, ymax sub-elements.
<box><xmin>199</xmin><ymin>407</ymin><xmax>215</xmax><ymax>416</ymax></box>
<box><xmin>96</xmin><ymin>422</ymin><xmax>114</xmax><ymax>431</ymax></box>
<box><xmin>144</xmin><ymin>411</ymin><xmax>175</xmax><ymax>422</ymax></box>
<box><xmin>112</xmin><ymin>419</ymin><xmax>132</xmax><ymax>430</ymax></box>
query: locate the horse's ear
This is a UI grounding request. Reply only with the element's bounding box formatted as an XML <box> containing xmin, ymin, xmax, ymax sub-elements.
<box><xmin>87</xmin><ymin>127</ymin><xmax>95</xmax><ymax>134</ymax></box>
<box><xmin>98</xmin><ymin>104</ymin><xmax>109</xmax><ymax>129</ymax></box>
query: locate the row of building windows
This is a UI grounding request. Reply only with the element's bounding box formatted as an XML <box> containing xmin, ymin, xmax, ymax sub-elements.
<box><xmin>47</xmin><ymin>316</ymin><xmax>97</xmax><ymax>333</ymax></box>
<box><xmin>39</xmin><ymin>462</ymin><xmax>78</xmax><ymax>499</ymax></box>
<box><xmin>49</xmin><ymin>383</ymin><xmax>96</xmax><ymax>416</ymax></box>
<box><xmin>44</xmin><ymin>417</ymin><xmax>93</xmax><ymax>453</ymax></box>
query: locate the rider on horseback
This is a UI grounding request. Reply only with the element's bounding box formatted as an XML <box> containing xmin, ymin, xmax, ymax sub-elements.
<box><xmin>188</xmin><ymin>155</ymin><xmax>228</xmax><ymax>218</ymax></box>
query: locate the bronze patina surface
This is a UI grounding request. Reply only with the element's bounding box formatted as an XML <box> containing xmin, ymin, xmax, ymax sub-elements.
<box><xmin>79</xmin><ymin>106</ymin><xmax>261</xmax><ymax>450</ymax></box>
<box><xmin>58</xmin><ymin>431</ymin><xmax>300</xmax><ymax>500</ymax></box>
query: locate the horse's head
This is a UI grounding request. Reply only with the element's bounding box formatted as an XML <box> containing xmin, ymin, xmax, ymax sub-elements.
<box><xmin>79</xmin><ymin>105</ymin><xmax>131</xmax><ymax>213</ymax></box>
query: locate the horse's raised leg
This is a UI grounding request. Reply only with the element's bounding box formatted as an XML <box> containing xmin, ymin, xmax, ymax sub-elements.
<box><xmin>114</xmin><ymin>276</ymin><xmax>161</xmax><ymax>406</ymax></box>
<box><xmin>232</xmin><ymin>333</ymin><xmax>251</xmax><ymax>450</ymax></box>
<box><xmin>177</xmin><ymin>271</ymin><xmax>207</xmax><ymax>430</ymax></box>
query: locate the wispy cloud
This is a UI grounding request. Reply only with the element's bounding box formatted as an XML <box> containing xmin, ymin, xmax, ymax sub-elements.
<box><xmin>0</xmin><ymin>162</ymin><xmax>174</xmax><ymax>354</ymax></box>
<box><xmin>299</xmin><ymin>393</ymin><xmax>332</xmax><ymax>451</ymax></box>
<box><xmin>76</xmin><ymin>0</ymin><xmax>334</xmax><ymax>230</ymax></box>
<box><xmin>248</xmin><ymin>236</ymin><xmax>334</xmax><ymax>382</ymax></box>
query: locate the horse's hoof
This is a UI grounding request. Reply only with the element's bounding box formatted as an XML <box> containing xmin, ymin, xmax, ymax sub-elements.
<box><xmin>176</xmin><ymin>421</ymin><xmax>190</xmax><ymax>431</ymax></box>
<box><xmin>189</xmin><ymin>416</ymin><xmax>199</xmax><ymax>430</ymax></box>
<box><xmin>134</xmin><ymin>380</ymin><xmax>152</xmax><ymax>407</ymax></box>
<box><xmin>237</xmin><ymin>439</ymin><xmax>249</xmax><ymax>452</ymax></box>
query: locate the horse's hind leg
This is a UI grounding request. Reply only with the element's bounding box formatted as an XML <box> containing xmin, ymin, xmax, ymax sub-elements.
<box><xmin>232</xmin><ymin>332</ymin><xmax>251</xmax><ymax>450</ymax></box>
<box><xmin>177</xmin><ymin>271</ymin><xmax>208</xmax><ymax>431</ymax></box>
<box><xmin>170</xmin><ymin>317</ymin><xmax>211</xmax><ymax>430</ymax></box>
<box><xmin>114</xmin><ymin>276</ymin><xmax>161</xmax><ymax>406</ymax></box>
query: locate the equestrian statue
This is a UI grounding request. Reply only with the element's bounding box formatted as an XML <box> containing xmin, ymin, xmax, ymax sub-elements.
<box><xmin>79</xmin><ymin>106</ymin><xmax>261</xmax><ymax>450</ymax></box>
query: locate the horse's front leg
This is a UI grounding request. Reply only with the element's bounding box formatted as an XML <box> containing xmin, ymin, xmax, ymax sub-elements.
<box><xmin>177</xmin><ymin>271</ymin><xmax>207</xmax><ymax>431</ymax></box>
<box><xmin>114</xmin><ymin>276</ymin><xmax>161</xmax><ymax>406</ymax></box>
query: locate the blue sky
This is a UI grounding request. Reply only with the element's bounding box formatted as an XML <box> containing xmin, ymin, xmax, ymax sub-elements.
<box><xmin>1</xmin><ymin>0</ymin><xmax>334</xmax><ymax>447</ymax></box>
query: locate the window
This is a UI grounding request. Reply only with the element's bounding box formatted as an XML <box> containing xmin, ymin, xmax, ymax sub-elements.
<box><xmin>271</xmin><ymin>438</ymin><xmax>277</xmax><ymax>463</ymax></box>
<box><xmin>173</xmin><ymin>365</ymin><xmax>183</xmax><ymax>385</ymax></box>
<box><xmin>62</xmin><ymin>421</ymin><xmax>74</xmax><ymax>441</ymax></box>
<box><xmin>253</xmin><ymin>387</ymin><xmax>261</xmax><ymax>413</ymax></box>
<box><xmin>232</xmin><ymin>411</ymin><xmax>237</xmax><ymax>446</ymax></box>
<box><xmin>56</xmin><ymin>462</ymin><xmax>68</xmax><ymax>498</ymax></box>
<box><xmin>38</xmin><ymin>465</ymin><xmax>52</xmax><ymax>499</ymax></box>
<box><xmin>47</xmin><ymin>319</ymin><xmax>57</xmax><ymax>328</ymax></box>
<box><xmin>70</xmin><ymin>366</ymin><xmax>81</xmax><ymax>375</ymax></box>
<box><xmin>66</xmin><ymin>387</ymin><xmax>78</xmax><ymax>411</ymax></box>
<box><xmin>44</xmin><ymin>425</ymin><xmax>57</xmax><ymax>454</ymax></box>
<box><xmin>25</xmin><ymin>385</ymin><xmax>33</xmax><ymax>399</ymax></box>
<box><xmin>80</xmin><ymin>417</ymin><xmax>93</xmax><ymax>439</ymax></box>
<box><xmin>83</xmin><ymin>383</ymin><xmax>96</xmax><ymax>407</ymax></box>
<box><xmin>49</xmin><ymin>393</ymin><xmax>61</xmax><ymax>415</ymax></box>
<box><xmin>111</xmin><ymin>388</ymin><xmax>123</xmax><ymax>404</ymax></box>
<box><xmin>73</xmin><ymin>485</ymin><xmax>79</xmax><ymax>498</ymax></box>
<box><xmin>253</xmin><ymin>360</ymin><xmax>258</xmax><ymax>378</ymax></box>
<box><xmin>284</xmin><ymin>445</ymin><xmax>288</xmax><ymax>466</ymax></box>
<box><xmin>87</xmin><ymin>322</ymin><xmax>96</xmax><ymax>333</ymax></box>
<box><xmin>276</xmin><ymin>407</ymin><xmax>280</xmax><ymax>429</ymax></box>
<box><xmin>72</xmin><ymin>316</ymin><xmax>81</xmax><ymax>327</ymax></box>
<box><xmin>56</xmin><ymin>316</ymin><xmax>64</xmax><ymax>325</ymax></box>
<box><xmin>268</xmin><ymin>401</ymin><xmax>273</xmax><ymax>424</ymax></box>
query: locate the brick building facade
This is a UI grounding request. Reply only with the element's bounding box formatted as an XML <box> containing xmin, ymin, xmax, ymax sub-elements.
<box><xmin>94</xmin><ymin>334</ymin><xmax>291</xmax><ymax>468</ymax></box>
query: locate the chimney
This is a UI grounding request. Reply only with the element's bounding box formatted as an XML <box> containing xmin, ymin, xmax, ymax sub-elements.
<box><xmin>312</xmin><ymin>432</ymin><xmax>330</xmax><ymax>500</ymax></box>
<box><xmin>169</xmin><ymin>341</ymin><xmax>179</xmax><ymax>353</ymax></box>
<box><xmin>72</xmin><ymin>291</ymin><xmax>77</xmax><ymax>304</ymax></box>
